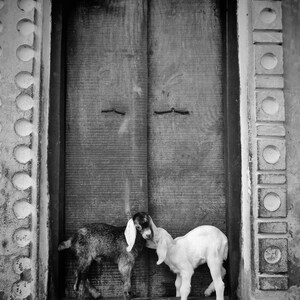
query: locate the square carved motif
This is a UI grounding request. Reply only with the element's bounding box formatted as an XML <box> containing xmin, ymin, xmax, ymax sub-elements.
<box><xmin>255</xmin><ymin>45</ymin><xmax>283</xmax><ymax>75</ymax></box>
<box><xmin>259</xmin><ymin>238</ymin><xmax>288</xmax><ymax>273</ymax></box>
<box><xmin>252</xmin><ymin>1</ymin><xmax>282</xmax><ymax>30</ymax></box>
<box><xmin>256</xmin><ymin>90</ymin><xmax>285</xmax><ymax>122</ymax></box>
<box><xmin>258</xmin><ymin>188</ymin><xmax>287</xmax><ymax>218</ymax></box>
<box><xmin>257</xmin><ymin>139</ymin><xmax>286</xmax><ymax>171</ymax></box>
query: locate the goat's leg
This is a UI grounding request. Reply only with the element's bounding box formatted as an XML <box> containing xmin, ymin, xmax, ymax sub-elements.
<box><xmin>179</xmin><ymin>271</ymin><xmax>193</xmax><ymax>300</ymax></box>
<box><xmin>175</xmin><ymin>274</ymin><xmax>182</xmax><ymax>297</ymax></box>
<box><xmin>74</xmin><ymin>270</ymin><xmax>80</xmax><ymax>293</ymax></box>
<box><xmin>85</xmin><ymin>279</ymin><xmax>101</xmax><ymax>299</ymax></box>
<box><xmin>207</xmin><ymin>261</ymin><xmax>225</xmax><ymax>300</ymax></box>
<box><xmin>204</xmin><ymin>266</ymin><xmax>226</xmax><ymax>297</ymax></box>
<box><xmin>83</xmin><ymin>257</ymin><xmax>102</xmax><ymax>299</ymax></box>
<box><xmin>118</xmin><ymin>257</ymin><xmax>134</xmax><ymax>300</ymax></box>
<box><xmin>74</xmin><ymin>257</ymin><xmax>92</xmax><ymax>298</ymax></box>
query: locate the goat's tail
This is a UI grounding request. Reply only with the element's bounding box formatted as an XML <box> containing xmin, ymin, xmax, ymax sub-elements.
<box><xmin>58</xmin><ymin>238</ymin><xmax>72</xmax><ymax>251</ymax></box>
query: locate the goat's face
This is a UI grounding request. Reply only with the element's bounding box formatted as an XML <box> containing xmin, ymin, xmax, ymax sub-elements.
<box><xmin>124</xmin><ymin>212</ymin><xmax>153</xmax><ymax>252</ymax></box>
<box><xmin>133</xmin><ymin>212</ymin><xmax>153</xmax><ymax>240</ymax></box>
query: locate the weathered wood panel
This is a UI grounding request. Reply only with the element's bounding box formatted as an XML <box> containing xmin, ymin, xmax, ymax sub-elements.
<box><xmin>148</xmin><ymin>0</ymin><xmax>226</xmax><ymax>296</ymax></box>
<box><xmin>64</xmin><ymin>0</ymin><xmax>148</xmax><ymax>297</ymax></box>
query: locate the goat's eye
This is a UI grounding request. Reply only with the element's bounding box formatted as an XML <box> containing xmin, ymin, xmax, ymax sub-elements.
<box><xmin>136</xmin><ymin>225</ymin><xmax>142</xmax><ymax>231</ymax></box>
<box><xmin>143</xmin><ymin>222</ymin><xmax>149</xmax><ymax>228</ymax></box>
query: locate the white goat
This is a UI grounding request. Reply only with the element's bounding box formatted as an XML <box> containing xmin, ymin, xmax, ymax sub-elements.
<box><xmin>146</xmin><ymin>220</ymin><xmax>228</xmax><ymax>300</ymax></box>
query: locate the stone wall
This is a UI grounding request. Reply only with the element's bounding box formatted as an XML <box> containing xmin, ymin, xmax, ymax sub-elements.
<box><xmin>0</xmin><ymin>0</ymin><xmax>50</xmax><ymax>299</ymax></box>
<box><xmin>240</xmin><ymin>0</ymin><xmax>300</xmax><ymax>299</ymax></box>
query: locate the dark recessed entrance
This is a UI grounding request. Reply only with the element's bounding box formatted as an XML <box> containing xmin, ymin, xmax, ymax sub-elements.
<box><xmin>48</xmin><ymin>1</ymin><xmax>240</xmax><ymax>299</ymax></box>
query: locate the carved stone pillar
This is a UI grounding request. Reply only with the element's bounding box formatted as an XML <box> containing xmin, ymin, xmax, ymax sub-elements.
<box><xmin>0</xmin><ymin>0</ymin><xmax>50</xmax><ymax>299</ymax></box>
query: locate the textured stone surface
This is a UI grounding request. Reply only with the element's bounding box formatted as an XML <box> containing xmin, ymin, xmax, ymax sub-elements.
<box><xmin>256</xmin><ymin>90</ymin><xmax>285</xmax><ymax>122</ymax></box>
<box><xmin>258</xmin><ymin>188</ymin><xmax>287</xmax><ymax>218</ymax></box>
<box><xmin>258</xmin><ymin>173</ymin><xmax>286</xmax><ymax>185</ymax></box>
<box><xmin>251</xmin><ymin>0</ymin><xmax>290</xmax><ymax>294</ymax></box>
<box><xmin>259</xmin><ymin>239</ymin><xmax>288</xmax><ymax>273</ymax></box>
<box><xmin>259</xmin><ymin>276</ymin><xmax>288</xmax><ymax>290</ymax></box>
<box><xmin>0</xmin><ymin>0</ymin><xmax>44</xmax><ymax>298</ymax></box>
<box><xmin>257</xmin><ymin>139</ymin><xmax>286</xmax><ymax>171</ymax></box>
<box><xmin>253</xmin><ymin>31</ymin><xmax>282</xmax><ymax>44</ymax></box>
<box><xmin>255</xmin><ymin>75</ymin><xmax>284</xmax><ymax>89</ymax></box>
<box><xmin>257</xmin><ymin>124</ymin><xmax>285</xmax><ymax>137</ymax></box>
<box><xmin>258</xmin><ymin>222</ymin><xmax>287</xmax><ymax>234</ymax></box>
<box><xmin>252</xmin><ymin>1</ymin><xmax>282</xmax><ymax>30</ymax></box>
<box><xmin>255</xmin><ymin>45</ymin><xmax>283</xmax><ymax>75</ymax></box>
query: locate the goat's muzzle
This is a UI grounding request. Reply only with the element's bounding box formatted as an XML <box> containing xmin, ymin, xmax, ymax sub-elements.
<box><xmin>142</xmin><ymin>228</ymin><xmax>152</xmax><ymax>240</ymax></box>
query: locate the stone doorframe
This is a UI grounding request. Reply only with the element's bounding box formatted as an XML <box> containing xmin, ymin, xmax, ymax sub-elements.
<box><xmin>239</xmin><ymin>1</ymin><xmax>300</xmax><ymax>299</ymax></box>
<box><xmin>0</xmin><ymin>0</ymin><xmax>299</xmax><ymax>299</ymax></box>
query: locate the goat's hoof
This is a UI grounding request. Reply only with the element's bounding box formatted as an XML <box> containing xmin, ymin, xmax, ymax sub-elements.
<box><xmin>123</xmin><ymin>291</ymin><xmax>132</xmax><ymax>300</ymax></box>
<box><xmin>90</xmin><ymin>290</ymin><xmax>101</xmax><ymax>299</ymax></box>
<box><xmin>88</xmin><ymin>289</ymin><xmax>101</xmax><ymax>299</ymax></box>
<box><xmin>77</xmin><ymin>289</ymin><xmax>86</xmax><ymax>299</ymax></box>
<box><xmin>204</xmin><ymin>289</ymin><xmax>212</xmax><ymax>297</ymax></box>
<box><xmin>86</xmin><ymin>281</ymin><xmax>101</xmax><ymax>299</ymax></box>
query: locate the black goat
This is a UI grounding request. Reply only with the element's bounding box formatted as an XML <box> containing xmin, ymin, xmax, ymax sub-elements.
<box><xmin>58</xmin><ymin>212</ymin><xmax>153</xmax><ymax>299</ymax></box>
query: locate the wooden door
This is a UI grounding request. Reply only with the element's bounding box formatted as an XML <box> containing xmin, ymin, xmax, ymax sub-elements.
<box><xmin>148</xmin><ymin>0</ymin><xmax>225</xmax><ymax>297</ymax></box>
<box><xmin>49</xmin><ymin>0</ymin><xmax>240</xmax><ymax>298</ymax></box>
<box><xmin>64</xmin><ymin>1</ymin><xmax>148</xmax><ymax>298</ymax></box>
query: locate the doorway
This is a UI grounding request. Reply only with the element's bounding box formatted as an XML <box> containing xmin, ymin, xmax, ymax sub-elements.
<box><xmin>49</xmin><ymin>0</ymin><xmax>240</xmax><ymax>299</ymax></box>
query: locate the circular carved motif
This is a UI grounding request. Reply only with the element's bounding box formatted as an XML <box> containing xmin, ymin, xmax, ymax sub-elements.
<box><xmin>16</xmin><ymin>93</ymin><xmax>34</xmax><ymax>111</ymax></box>
<box><xmin>262</xmin><ymin>145</ymin><xmax>280</xmax><ymax>164</ymax></box>
<box><xmin>13</xmin><ymin>228</ymin><xmax>32</xmax><ymax>247</ymax></box>
<box><xmin>261</xmin><ymin>53</ymin><xmax>278</xmax><ymax>70</ymax></box>
<box><xmin>17</xmin><ymin>19</ymin><xmax>35</xmax><ymax>36</ymax></box>
<box><xmin>263</xmin><ymin>192</ymin><xmax>281</xmax><ymax>212</ymax></box>
<box><xmin>15</xmin><ymin>119</ymin><xmax>33</xmax><ymax>137</ymax></box>
<box><xmin>12</xmin><ymin>280</ymin><xmax>31</xmax><ymax>298</ymax></box>
<box><xmin>264</xmin><ymin>246</ymin><xmax>282</xmax><ymax>264</ymax></box>
<box><xmin>260</xmin><ymin>8</ymin><xmax>277</xmax><ymax>24</ymax></box>
<box><xmin>12</xmin><ymin>172</ymin><xmax>33</xmax><ymax>190</ymax></box>
<box><xmin>18</xmin><ymin>0</ymin><xmax>37</xmax><ymax>12</ymax></box>
<box><xmin>14</xmin><ymin>145</ymin><xmax>33</xmax><ymax>164</ymax></box>
<box><xmin>262</xmin><ymin>97</ymin><xmax>279</xmax><ymax>115</ymax></box>
<box><xmin>16</xmin><ymin>45</ymin><xmax>35</xmax><ymax>62</ymax></box>
<box><xmin>13</xmin><ymin>256</ymin><xmax>31</xmax><ymax>274</ymax></box>
<box><xmin>15</xmin><ymin>71</ymin><xmax>34</xmax><ymax>89</ymax></box>
<box><xmin>13</xmin><ymin>199</ymin><xmax>33</xmax><ymax>219</ymax></box>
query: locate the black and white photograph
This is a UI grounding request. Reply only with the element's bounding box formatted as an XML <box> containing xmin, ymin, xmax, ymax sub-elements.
<box><xmin>0</xmin><ymin>1</ymin><xmax>299</xmax><ymax>299</ymax></box>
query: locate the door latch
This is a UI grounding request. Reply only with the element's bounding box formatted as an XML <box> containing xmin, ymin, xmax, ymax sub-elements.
<box><xmin>154</xmin><ymin>108</ymin><xmax>189</xmax><ymax>115</ymax></box>
<box><xmin>101</xmin><ymin>109</ymin><xmax>126</xmax><ymax>116</ymax></box>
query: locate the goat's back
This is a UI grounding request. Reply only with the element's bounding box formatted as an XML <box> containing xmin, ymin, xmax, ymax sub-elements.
<box><xmin>175</xmin><ymin>225</ymin><xmax>228</xmax><ymax>262</ymax></box>
<box><xmin>70</xmin><ymin>223</ymin><xmax>144</xmax><ymax>260</ymax></box>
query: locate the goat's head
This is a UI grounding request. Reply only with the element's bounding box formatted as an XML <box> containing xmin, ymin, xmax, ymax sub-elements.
<box><xmin>125</xmin><ymin>212</ymin><xmax>156</xmax><ymax>252</ymax></box>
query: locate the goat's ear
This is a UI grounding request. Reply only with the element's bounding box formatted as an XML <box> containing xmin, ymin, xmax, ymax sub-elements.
<box><xmin>156</xmin><ymin>238</ymin><xmax>167</xmax><ymax>265</ymax></box>
<box><xmin>149</xmin><ymin>216</ymin><xmax>158</xmax><ymax>232</ymax></box>
<box><xmin>125</xmin><ymin>218</ymin><xmax>136</xmax><ymax>252</ymax></box>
